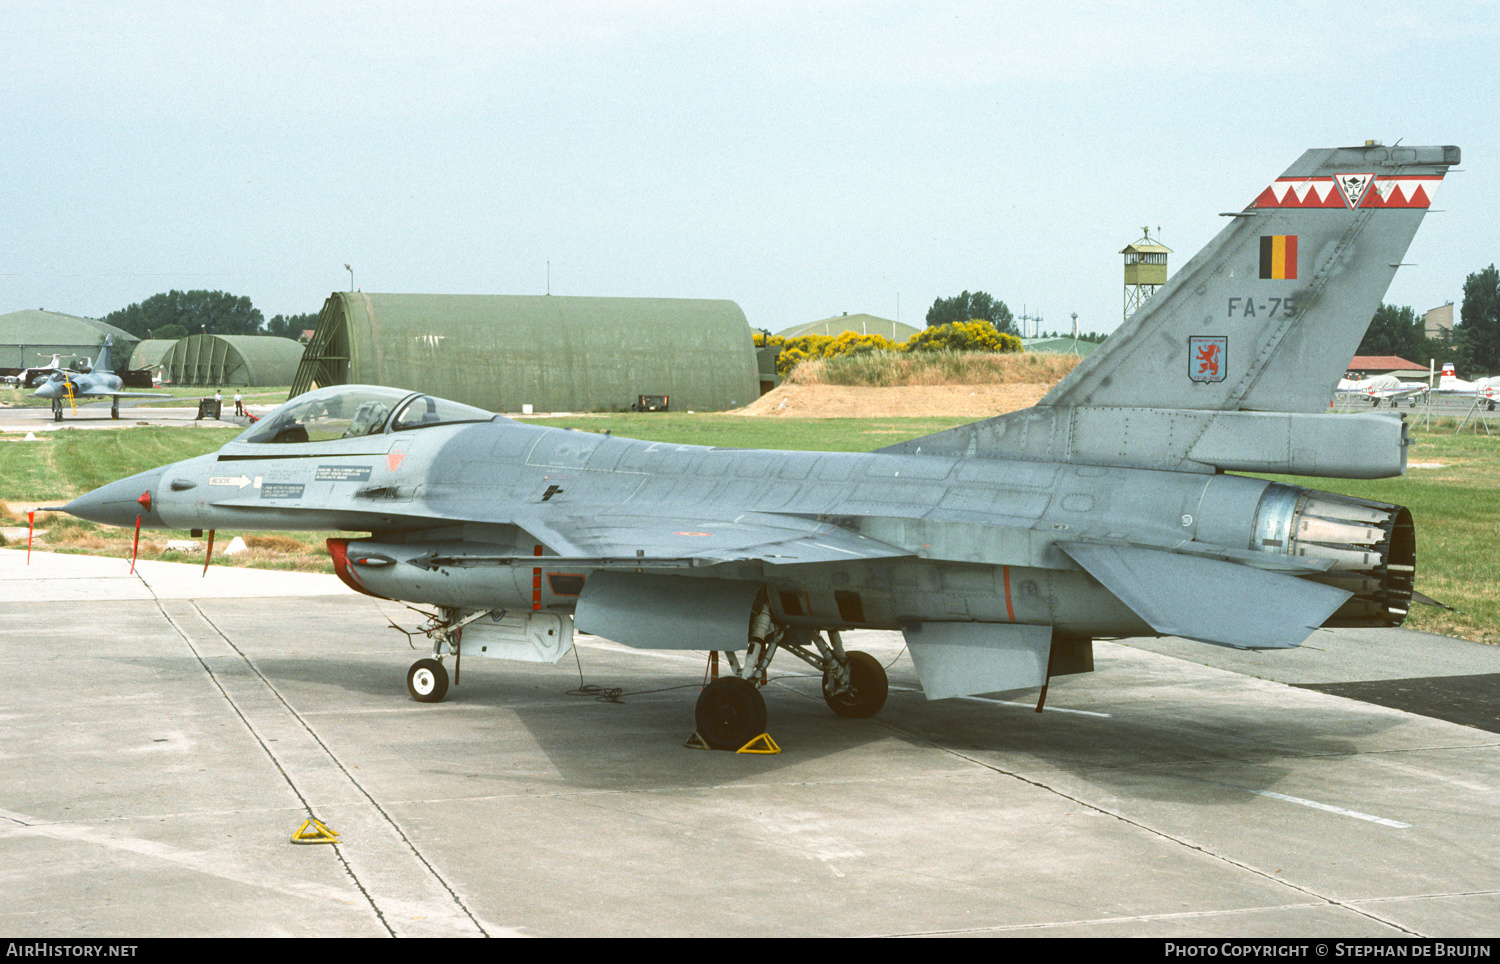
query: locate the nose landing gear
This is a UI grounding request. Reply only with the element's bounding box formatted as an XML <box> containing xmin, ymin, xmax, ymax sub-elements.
<box><xmin>402</xmin><ymin>606</ymin><xmax>492</xmax><ymax>703</ymax></box>
<box><xmin>407</xmin><ymin>658</ymin><xmax>449</xmax><ymax>702</ymax></box>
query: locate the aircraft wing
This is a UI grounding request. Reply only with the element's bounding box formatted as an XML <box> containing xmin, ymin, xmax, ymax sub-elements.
<box><xmin>427</xmin><ymin>510</ymin><xmax>915</xmax><ymax>569</ymax></box>
<box><xmin>74</xmin><ymin>390</ymin><xmax>174</xmax><ymax>399</ymax></box>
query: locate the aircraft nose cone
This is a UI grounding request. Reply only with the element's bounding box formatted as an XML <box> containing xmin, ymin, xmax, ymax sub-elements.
<box><xmin>63</xmin><ymin>467</ymin><xmax>167</xmax><ymax>529</ymax></box>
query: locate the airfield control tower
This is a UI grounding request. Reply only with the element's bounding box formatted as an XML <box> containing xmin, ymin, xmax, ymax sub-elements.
<box><xmin>1121</xmin><ymin>229</ymin><xmax>1172</xmax><ymax>323</ymax></box>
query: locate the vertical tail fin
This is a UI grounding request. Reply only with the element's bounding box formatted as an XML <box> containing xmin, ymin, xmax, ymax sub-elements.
<box><xmin>94</xmin><ymin>336</ymin><xmax>114</xmax><ymax>375</ymax></box>
<box><xmin>882</xmin><ymin>143</ymin><xmax>1458</xmax><ymax>479</ymax></box>
<box><xmin>1045</xmin><ymin>143</ymin><xmax>1458</xmax><ymax>413</ymax></box>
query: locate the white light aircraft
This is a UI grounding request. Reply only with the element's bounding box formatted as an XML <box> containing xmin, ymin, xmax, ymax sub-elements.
<box><xmin>1434</xmin><ymin>363</ymin><xmax>1500</xmax><ymax>410</ymax></box>
<box><xmin>1335</xmin><ymin>373</ymin><xmax>1427</xmax><ymax>407</ymax></box>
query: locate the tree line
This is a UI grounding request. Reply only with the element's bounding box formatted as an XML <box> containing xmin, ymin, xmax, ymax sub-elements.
<box><xmin>1357</xmin><ymin>265</ymin><xmax>1500</xmax><ymax>375</ymax></box>
<box><xmin>96</xmin><ymin>272</ymin><xmax>1500</xmax><ymax>378</ymax></box>
<box><xmin>101</xmin><ymin>290</ymin><xmax>317</xmax><ymax>342</ymax></box>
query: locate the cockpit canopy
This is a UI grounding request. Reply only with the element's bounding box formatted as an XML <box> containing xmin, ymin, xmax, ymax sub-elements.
<box><xmin>238</xmin><ymin>385</ymin><xmax>494</xmax><ymax>445</ymax></box>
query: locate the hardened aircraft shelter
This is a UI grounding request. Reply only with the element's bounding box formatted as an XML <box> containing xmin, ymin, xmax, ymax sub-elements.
<box><xmin>775</xmin><ymin>312</ymin><xmax>920</xmax><ymax>342</ymax></box>
<box><xmin>0</xmin><ymin>309</ymin><xmax>139</xmax><ymax>370</ymax></box>
<box><xmin>291</xmin><ymin>292</ymin><xmax>761</xmax><ymax>413</ymax></box>
<box><xmin>144</xmin><ymin>334</ymin><xmax>305</xmax><ymax>387</ymax></box>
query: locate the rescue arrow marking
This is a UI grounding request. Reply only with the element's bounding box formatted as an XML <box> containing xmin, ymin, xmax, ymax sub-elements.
<box><xmin>209</xmin><ymin>475</ymin><xmax>254</xmax><ymax>489</ymax></box>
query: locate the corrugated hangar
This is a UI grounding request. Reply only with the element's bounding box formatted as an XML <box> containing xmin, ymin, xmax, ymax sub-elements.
<box><xmin>292</xmin><ymin>293</ymin><xmax>761</xmax><ymax>413</ymax></box>
<box><xmin>138</xmin><ymin>333</ymin><xmax>305</xmax><ymax>387</ymax></box>
<box><xmin>776</xmin><ymin>312</ymin><xmax>920</xmax><ymax>342</ymax></box>
<box><xmin>127</xmin><ymin>339</ymin><xmax>178</xmax><ymax>375</ymax></box>
<box><xmin>0</xmin><ymin>309</ymin><xmax>139</xmax><ymax>370</ymax></box>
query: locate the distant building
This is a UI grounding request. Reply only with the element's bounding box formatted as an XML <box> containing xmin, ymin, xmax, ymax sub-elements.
<box><xmin>292</xmin><ymin>292</ymin><xmax>760</xmax><ymax>413</ymax></box>
<box><xmin>143</xmin><ymin>334</ymin><xmax>305</xmax><ymax>387</ymax></box>
<box><xmin>1347</xmin><ymin>355</ymin><xmax>1430</xmax><ymax>379</ymax></box>
<box><xmin>1424</xmin><ymin>302</ymin><xmax>1454</xmax><ymax>342</ymax></box>
<box><xmin>0</xmin><ymin>309</ymin><xmax>139</xmax><ymax>371</ymax></box>
<box><xmin>1021</xmin><ymin>336</ymin><xmax>1100</xmax><ymax>357</ymax></box>
<box><xmin>776</xmin><ymin>313</ymin><xmax>920</xmax><ymax>343</ymax></box>
<box><xmin>127</xmin><ymin>339</ymin><xmax>178</xmax><ymax>375</ymax></box>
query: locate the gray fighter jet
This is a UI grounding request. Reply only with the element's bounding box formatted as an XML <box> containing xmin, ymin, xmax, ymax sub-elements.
<box><xmin>30</xmin><ymin>337</ymin><xmax>170</xmax><ymax>420</ymax></box>
<box><xmin>63</xmin><ymin>142</ymin><xmax>1457</xmax><ymax>749</ymax></box>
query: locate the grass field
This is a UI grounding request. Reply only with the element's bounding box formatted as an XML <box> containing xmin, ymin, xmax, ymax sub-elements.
<box><xmin>2</xmin><ymin>415</ymin><xmax>1494</xmax><ymax>642</ymax></box>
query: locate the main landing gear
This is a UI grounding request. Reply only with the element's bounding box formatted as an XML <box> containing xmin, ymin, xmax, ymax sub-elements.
<box><xmin>401</xmin><ymin>604</ymin><xmax>892</xmax><ymax>752</ymax></box>
<box><xmin>694</xmin><ymin>612</ymin><xmax>890</xmax><ymax>750</ymax></box>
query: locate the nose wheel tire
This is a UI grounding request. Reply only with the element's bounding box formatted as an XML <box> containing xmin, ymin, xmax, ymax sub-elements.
<box><xmin>823</xmin><ymin>650</ymin><xmax>888</xmax><ymax>718</ymax></box>
<box><xmin>407</xmin><ymin>658</ymin><xmax>449</xmax><ymax>703</ymax></box>
<box><xmin>695</xmin><ymin>676</ymin><xmax>767</xmax><ymax>750</ymax></box>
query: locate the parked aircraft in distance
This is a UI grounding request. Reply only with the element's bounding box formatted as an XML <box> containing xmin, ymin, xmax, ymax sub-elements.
<box><xmin>1336</xmin><ymin>373</ymin><xmax>1428</xmax><ymax>407</ymax></box>
<box><xmin>8</xmin><ymin>352</ymin><xmax>81</xmax><ymax>389</ymax></box>
<box><xmin>30</xmin><ymin>337</ymin><xmax>169</xmax><ymax>420</ymax></box>
<box><xmin>62</xmin><ymin>142</ymin><xmax>1457</xmax><ymax>750</ymax></box>
<box><xmin>1435</xmin><ymin>363</ymin><xmax>1500</xmax><ymax>410</ymax></box>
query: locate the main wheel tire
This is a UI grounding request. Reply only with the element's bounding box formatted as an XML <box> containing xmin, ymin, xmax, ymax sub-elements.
<box><xmin>823</xmin><ymin>650</ymin><xmax>888</xmax><ymax>718</ymax></box>
<box><xmin>695</xmin><ymin>676</ymin><xmax>767</xmax><ymax>750</ymax></box>
<box><xmin>407</xmin><ymin>658</ymin><xmax>449</xmax><ymax>703</ymax></box>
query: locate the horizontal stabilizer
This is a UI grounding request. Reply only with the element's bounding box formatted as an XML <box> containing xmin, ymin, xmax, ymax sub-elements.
<box><xmin>1060</xmin><ymin>542</ymin><xmax>1351</xmax><ymax>649</ymax></box>
<box><xmin>902</xmin><ymin>621</ymin><xmax>1053</xmax><ymax>699</ymax></box>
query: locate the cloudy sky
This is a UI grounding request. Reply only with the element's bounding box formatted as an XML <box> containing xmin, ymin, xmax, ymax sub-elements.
<box><xmin>3</xmin><ymin>1</ymin><xmax>1496</xmax><ymax>335</ymax></box>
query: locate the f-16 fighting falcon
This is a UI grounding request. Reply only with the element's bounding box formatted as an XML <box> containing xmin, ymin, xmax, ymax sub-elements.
<box><xmin>63</xmin><ymin>142</ymin><xmax>1458</xmax><ymax>750</ymax></box>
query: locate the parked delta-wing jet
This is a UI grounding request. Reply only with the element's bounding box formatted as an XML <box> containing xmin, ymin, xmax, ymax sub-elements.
<box><xmin>63</xmin><ymin>142</ymin><xmax>1457</xmax><ymax>750</ymax></box>
<box><xmin>30</xmin><ymin>337</ymin><xmax>170</xmax><ymax>420</ymax></box>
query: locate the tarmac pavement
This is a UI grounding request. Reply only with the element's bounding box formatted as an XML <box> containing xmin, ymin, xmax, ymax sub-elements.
<box><xmin>0</xmin><ymin>400</ymin><xmax>259</xmax><ymax>431</ymax></box>
<box><xmin>2</xmin><ymin>549</ymin><xmax>1498</xmax><ymax>937</ymax></box>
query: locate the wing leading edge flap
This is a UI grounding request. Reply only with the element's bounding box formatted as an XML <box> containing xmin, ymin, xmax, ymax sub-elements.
<box><xmin>514</xmin><ymin>510</ymin><xmax>913</xmax><ymax>567</ymax></box>
<box><xmin>1059</xmin><ymin>542</ymin><xmax>1351</xmax><ymax>650</ymax></box>
<box><xmin>902</xmin><ymin>621</ymin><xmax>1054</xmax><ymax>700</ymax></box>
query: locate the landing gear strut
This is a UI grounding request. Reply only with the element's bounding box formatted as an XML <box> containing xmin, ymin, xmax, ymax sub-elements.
<box><xmin>693</xmin><ymin>601</ymin><xmax>891</xmax><ymax>750</ymax></box>
<box><xmin>823</xmin><ymin>650</ymin><xmax>888</xmax><ymax>718</ymax></box>
<box><xmin>404</xmin><ymin>606</ymin><xmax>493</xmax><ymax>703</ymax></box>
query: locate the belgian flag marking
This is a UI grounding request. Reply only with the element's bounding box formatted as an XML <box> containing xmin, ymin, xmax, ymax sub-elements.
<box><xmin>1260</xmin><ymin>235</ymin><xmax>1298</xmax><ymax>279</ymax></box>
